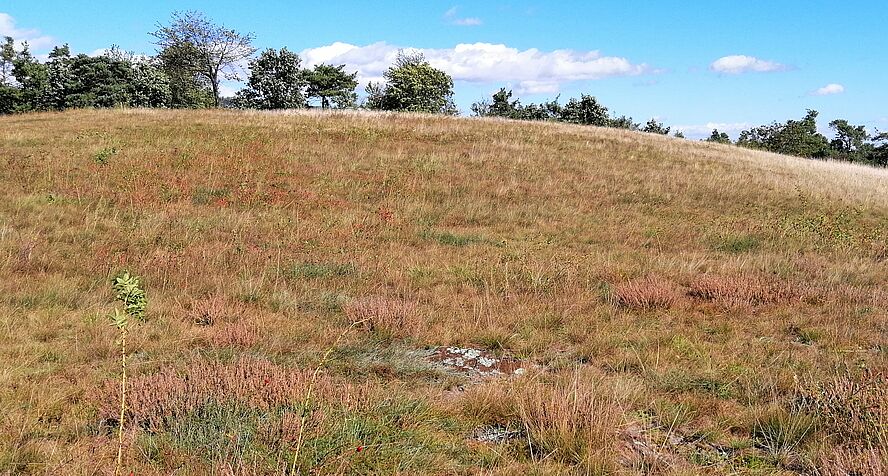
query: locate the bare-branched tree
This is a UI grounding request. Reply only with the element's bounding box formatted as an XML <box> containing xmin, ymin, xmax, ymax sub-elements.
<box><xmin>151</xmin><ymin>11</ymin><xmax>256</xmax><ymax>107</ymax></box>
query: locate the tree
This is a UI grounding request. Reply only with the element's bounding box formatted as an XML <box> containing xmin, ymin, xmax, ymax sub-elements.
<box><xmin>674</xmin><ymin>131</ymin><xmax>685</xmax><ymax>139</ymax></box>
<box><xmin>0</xmin><ymin>36</ymin><xmax>14</xmax><ymax>84</ymax></box>
<box><xmin>705</xmin><ymin>129</ymin><xmax>731</xmax><ymax>144</ymax></box>
<box><xmin>471</xmin><ymin>88</ymin><xmax>520</xmax><ymax>118</ymax></box>
<box><xmin>305</xmin><ymin>63</ymin><xmax>358</xmax><ymax>109</ymax></box>
<box><xmin>559</xmin><ymin>94</ymin><xmax>609</xmax><ymax>126</ymax></box>
<box><xmin>607</xmin><ymin>115</ymin><xmax>638</xmax><ymax>130</ymax></box>
<box><xmin>738</xmin><ymin>110</ymin><xmax>829</xmax><ymax>158</ymax></box>
<box><xmin>157</xmin><ymin>41</ymin><xmax>214</xmax><ymax>108</ymax></box>
<box><xmin>235</xmin><ymin>48</ymin><xmax>306</xmax><ymax>109</ymax></box>
<box><xmin>868</xmin><ymin>132</ymin><xmax>888</xmax><ymax>167</ymax></box>
<box><xmin>365</xmin><ymin>51</ymin><xmax>455</xmax><ymax>114</ymax></box>
<box><xmin>151</xmin><ymin>11</ymin><xmax>256</xmax><ymax>107</ymax></box>
<box><xmin>10</xmin><ymin>43</ymin><xmax>49</xmax><ymax>112</ymax></box>
<box><xmin>828</xmin><ymin>119</ymin><xmax>869</xmax><ymax>162</ymax></box>
<box><xmin>642</xmin><ymin>118</ymin><xmax>670</xmax><ymax>135</ymax></box>
<box><xmin>0</xmin><ymin>37</ymin><xmax>20</xmax><ymax>113</ymax></box>
<box><xmin>129</xmin><ymin>60</ymin><xmax>172</xmax><ymax>108</ymax></box>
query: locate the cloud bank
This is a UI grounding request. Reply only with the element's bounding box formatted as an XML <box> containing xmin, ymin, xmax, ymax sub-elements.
<box><xmin>301</xmin><ymin>41</ymin><xmax>650</xmax><ymax>93</ymax></box>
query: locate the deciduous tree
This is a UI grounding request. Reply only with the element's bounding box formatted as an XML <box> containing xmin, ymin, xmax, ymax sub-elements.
<box><xmin>365</xmin><ymin>51</ymin><xmax>455</xmax><ymax>114</ymax></box>
<box><xmin>151</xmin><ymin>11</ymin><xmax>256</xmax><ymax>107</ymax></box>
<box><xmin>236</xmin><ymin>48</ymin><xmax>306</xmax><ymax>109</ymax></box>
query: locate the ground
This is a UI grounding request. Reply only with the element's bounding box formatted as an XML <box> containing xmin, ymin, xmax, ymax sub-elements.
<box><xmin>0</xmin><ymin>109</ymin><xmax>885</xmax><ymax>475</ymax></box>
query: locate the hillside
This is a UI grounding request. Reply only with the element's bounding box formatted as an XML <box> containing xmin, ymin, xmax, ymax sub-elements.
<box><xmin>0</xmin><ymin>109</ymin><xmax>886</xmax><ymax>475</ymax></box>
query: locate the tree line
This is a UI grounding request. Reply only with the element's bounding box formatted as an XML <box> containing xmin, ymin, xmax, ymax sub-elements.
<box><xmin>0</xmin><ymin>10</ymin><xmax>884</xmax><ymax>167</ymax></box>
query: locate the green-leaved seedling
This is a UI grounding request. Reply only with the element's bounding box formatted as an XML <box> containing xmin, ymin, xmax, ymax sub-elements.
<box><xmin>110</xmin><ymin>272</ymin><xmax>147</xmax><ymax>475</ymax></box>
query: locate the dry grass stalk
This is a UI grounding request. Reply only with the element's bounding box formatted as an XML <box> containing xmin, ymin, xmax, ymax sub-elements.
<box><xmin>794</xmin><ymin>369</ymin><xmax>887</xmax><ymax>446</ymax></box>
<box><xmin>206</xmin><ymin>320</ymin><xmax>260</xmax><ymax>348</ymax></box>
<box><xmin>516</xmin><ymin>373</ymin><xmax>622</xmax><ymax>472</ymax></box>
<box><xmin>816</xmin><ymin>445</ymin><xmax>887</xmax><ymax>476</ymax></box>
<box><xmin>188</xmin><ymin>294</ymin><xmax>242</xmax><ymax>326</ymax></box>
<box><xmin>344</xmin><ymin>296</ymin><xmax>418</xmax><ymax>337</ymax></box>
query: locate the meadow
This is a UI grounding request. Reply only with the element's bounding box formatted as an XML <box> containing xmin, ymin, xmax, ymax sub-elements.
<box><xmin>0</xmin><ymin>109</ymin><xmax>885</xmax><ymax>475</ymax></box>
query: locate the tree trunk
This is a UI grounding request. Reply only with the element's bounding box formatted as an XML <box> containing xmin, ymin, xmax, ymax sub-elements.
<box><xmin>211</xmin><ymin>79</ymin><xmax>220</xmax><ymax>107</ymax></box>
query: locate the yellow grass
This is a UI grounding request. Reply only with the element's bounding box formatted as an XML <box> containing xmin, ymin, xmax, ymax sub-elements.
<box><xmin>0</xmin><ymin>108</ymin><xmax>885</xmax><ymax>474</ymax></box>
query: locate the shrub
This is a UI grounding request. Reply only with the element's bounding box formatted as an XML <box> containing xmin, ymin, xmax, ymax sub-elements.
<box><xmin>611</xmin><ymin>276</ymin><xmax>681</xmax><ymax>310</ymax></box>
<box><xmin>206</xmin><ymin>320</ymin><xmax>259</xmax><ymax>348</ymax></box>
<box><xmin>688</xmin><ymin>274</ymin><xmax>796</xmax><ymax>308</ymax></box>
<box><xmin>793</xmin><ymin>368</ymin><xmax>886</xmax><ymax>446</ymax></box>
<box><xmin>96</xmin><ymin>358</ymin><xmax>342</xmax><ymax>431</ymax></box>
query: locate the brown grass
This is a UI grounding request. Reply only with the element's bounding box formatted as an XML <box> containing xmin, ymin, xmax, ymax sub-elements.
<box><xmin>1</xmin><ymin>109</ymin><xmax>886</xmax><ymax>474</ymax></box>
<box><xmin>94</xmin><ymin>358</ymin><xmax>340</xmax><ymax>430</ymax></box>
<box><xmin>687</xmin><ymin>274</ymin><xmax>798</xmax><ymax>308</ymax></box>
<box><xmin>516</xmin><ymin>374</ymin><xmax>623</xmax><ymax>472</ymax></box>
<box><xmin>611</xmin><ymin>276</ymin><xmax>682</xmax><ymax>310</ymax></box>
<box><xmin>816</xmin><ymin>446</ymin><xmax>887</xmax><ymax>476</ymax></box>
<box><xmin>344</xmin><ymin>296</ymin><xmax>418</xmax><ymax>337</ymax></box>
<box><xmin>205</xmin><ymin>320</ymin><xmax>260</xmax><ymax>348</ymax></box>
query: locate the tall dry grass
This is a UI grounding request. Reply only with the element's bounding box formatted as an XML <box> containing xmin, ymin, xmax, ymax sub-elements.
<box><xmin>0</xmin><ymin>109</ymin><xmax>885</xmax><ymax>474</ymax></box>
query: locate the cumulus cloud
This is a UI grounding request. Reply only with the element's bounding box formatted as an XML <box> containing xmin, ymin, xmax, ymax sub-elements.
<box><xmin>444</xmin><ymin>7</ymin><xmax>482</xmax><ymax>26</ymax></box>
<box><xmin>710</xmin><ymin>55</ymin><xmax>786</xmax><ymax>74</ymax></box>
<box><xmin>0</xmin><ymin>12</ymin><xmax>54</xmax><ymax>50</ymax></box>
<box><xmin>811</xmin><ymin>83</ymin><xmax>845</xmax><ymax>96</ymax></box>
<box><xmin>300</xmin><ymin>41</ymin><xmax>650</xmax><ymax>92</ymax></box>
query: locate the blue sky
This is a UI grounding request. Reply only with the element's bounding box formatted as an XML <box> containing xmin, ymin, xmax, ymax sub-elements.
<box><xmin>3</xmin><ymin>1</ymin><xmax>886</xmax><ymax>138</ymax></box>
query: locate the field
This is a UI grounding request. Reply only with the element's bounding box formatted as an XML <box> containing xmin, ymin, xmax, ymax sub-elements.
<box><xmin>0</xmin><ymin>109</ymin><xmax>886</xmax><ymax>475</ymax></box>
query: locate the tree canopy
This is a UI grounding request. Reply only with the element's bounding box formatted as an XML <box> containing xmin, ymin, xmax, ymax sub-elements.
<box><xmin>305</xmin><ymin>64</ymin><xmax>358</xmax><ymax>109</ymax></box>
<box><xmin>366</xmin><ymin>51</ymin><xmax>455</xmax><ymax>114</ymax></box>
<box><xmin>151</xmin><ymin>11</ymin><xmax>256</xmax><ymax>107</ymax></box>
<box><xmin>235</xmin><ymin>48</ymin><xmax>306</xmax><ymax>109</ymax></box>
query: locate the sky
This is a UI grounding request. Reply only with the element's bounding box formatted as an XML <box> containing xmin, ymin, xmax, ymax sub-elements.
<box><xmin>3</xmin><ymin>1</ymin><xmax>887</xmax><ymax>138</ymax></box>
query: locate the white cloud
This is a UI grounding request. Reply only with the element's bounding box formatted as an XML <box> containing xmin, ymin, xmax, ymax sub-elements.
<box><xmin>515</xmin><ymin>80</ymin><xmax>560</xmax><ymax>95</ymax></box>
<box><xmin>673</xmin><ymin>122</ymin><xmax>750</xmax><ymax>139</ymax></box>
<box><xmin>812</xmin><ymin>83</ymin><xmax>844</xmax><ymax>96</ymax></box>
<box><xmin>453</xmin><ymin>17</ymin><xmax>482</xmax><ymax>26</ymax></box>
<box><xmin>444</xmin><ymin>7</ymin><xmax>482</xmax><ymax>26</ymax></box>
<box><xmin>710</xmin><ymin>55</ymin><xmax>786</xmax><ymax>74</ymax></box>
<box><xmin>300</xmin><ymin>41</ymin><xmax>649</xmax><ymax>92</ymax></box>
<box><xmin>0</xmin><ymin>13</ymin><xmax>54</xmax><ymax>51</ymax></box>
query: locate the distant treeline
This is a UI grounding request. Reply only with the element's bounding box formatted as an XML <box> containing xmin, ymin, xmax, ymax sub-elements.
<box><xmin>0</xmin><ymin>11</ymin><xmax>884</xmax><ymax>167</ymax></box>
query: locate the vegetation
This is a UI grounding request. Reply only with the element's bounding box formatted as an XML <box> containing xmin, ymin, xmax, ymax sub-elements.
<box><xmin>0</xmin><ymin>8</ymin><xmax>885</xmax><ymax>168</ymax></box>
<box><xmin>151</xmin><ymin>11</ymin><xmax>257</xmax><ymax>107</ymax></box>
<box><xmin>365</xmin><ymin>51</ymin><xmax>456</xmax><ymax>114</ymax></box>
<box><xmin>0</xmin><ymin>109</ymin><xmax>885</xmax><ymax>474</ymax></box>
<box><xmin>234</xmin><ymin>48</ymin><xmax>307</xmax><ymax>109</ymax></box>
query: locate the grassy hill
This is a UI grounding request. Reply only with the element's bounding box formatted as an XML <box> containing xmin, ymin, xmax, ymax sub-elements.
<box><xmin>1</xmin><ymin>109</ymin><xmax>885</xmax><ymax>475</ymax></box>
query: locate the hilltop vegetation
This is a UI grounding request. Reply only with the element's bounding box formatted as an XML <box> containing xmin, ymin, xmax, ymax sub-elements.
<box><xmin>0</xmin><ymin>109</ymin><xmax>885</xmax><ymax>474</ymax></box>
<box><xmin>1</xmin><ymin>10</ymin><xmax>886</xmax><ymax>169</ymax></box>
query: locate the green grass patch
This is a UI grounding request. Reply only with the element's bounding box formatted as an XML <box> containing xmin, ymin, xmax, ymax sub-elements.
<box><xmin>421</xmin><ymin>230</ymin><xmax>490</xmax><ymax>247</ymax></box>
<box><xmin>708</xmin><ymin>234</ymin><xmax>760</xmax><ymax>254</ymax></box>
<box><xmin>284</xmin><ymin>262</ymin><xmax>357</xmax><ymax>279</ymax></box>
<box><xmin>191</xmin><ymin>187</ymin><xmax>230</xmax><ymax>205</ymax></box>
